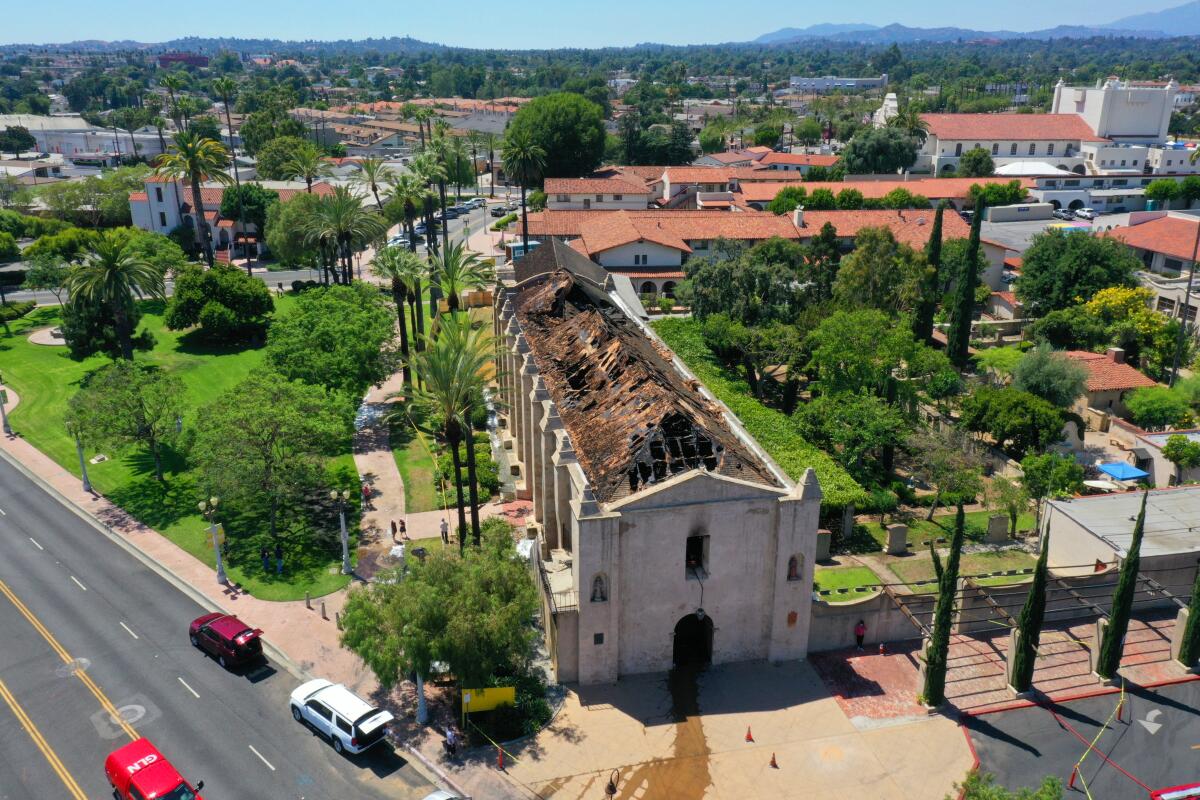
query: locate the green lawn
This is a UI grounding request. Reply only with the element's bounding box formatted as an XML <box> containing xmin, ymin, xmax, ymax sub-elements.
<box><xmin>814</xmin><ymin>565</ymin><xmax>883</xmax><ymax>602</ymax></box>
<box><xmin>1</xmin><ymin>297</ymin><xmax>356</xmax><ymax>601</ymax></box>
<box><xmin>864</xmin><ymin>509</ymin><xmax>1037</xmax><ymax>551</ymax></box>
<box><xmin>391</xmin><ymin>413</ymin><xmax>439</xmax><ymax>513</ymax></box>
<box><xmin>889</xmin><ymin>550</ymin><xmax>1037</xmax><ymax>593</ymax></box>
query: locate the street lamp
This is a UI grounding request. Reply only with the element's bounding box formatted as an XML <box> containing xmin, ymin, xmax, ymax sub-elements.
<box><xmin>198</xmin><ymin>497</ymin><xmax>226</xmax><ymax>584</ymax></box>
<box><xmin>0</xmin><ymin>369</ymin><xmax>11</xmax><ymax>436</ymax></box>
<box><xmin>330</xmin><ymin>489</ymin><xmax>353</xmax><ymax>575</ymax></box>
<box><xmin>604</xmin><ymin>770</ymin><xmax>620</xmax><ymax>798</ymax></box>
<box><xmin>65</xmin><ymin>419</ymin><xmax>91</xmax><ymax>494</ymax></box>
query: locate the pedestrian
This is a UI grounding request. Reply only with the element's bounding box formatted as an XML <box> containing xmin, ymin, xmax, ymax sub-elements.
<box><xmin>390</xmin><ymin>519</ymin><xmax>398</xmax><ymax>544</ymax></box>
<box><xmin>399</xmin><ymin>518</ymin><xmax>408</xmax><ymax>541</ymax></box>
<box><xmin>275</xmin><ymin>542</ymin><xmax>284</xmax><ymax>575</ymax></box>
<box><xmin>260</xmin><ymin>546</ymin><xmax>270</xmax><ymax>573</ymax></box>
<box><xmin>276</xmin><ymin>282</ymin><xmax>284</xmax><ymax>296</ymax></box>
<box><xmin>855</xmin><ymin>619</ymin><xmax>866</xmax><ymax>651</ymax></box>
<box><xmin>361</xmin><ymin>481</ymin><xmax>372</xmax><ymax>510</ymax></box>
<box><xmin>440</xmin><ymin>518</ymin><xmax>449</xmax><ymax>546</ymax></box>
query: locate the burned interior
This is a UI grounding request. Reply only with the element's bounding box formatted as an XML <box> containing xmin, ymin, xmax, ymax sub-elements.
<box><xmin>514</xmin><ymin>268</ymin><xmax>780</xmax><ymax>504</ymax></box>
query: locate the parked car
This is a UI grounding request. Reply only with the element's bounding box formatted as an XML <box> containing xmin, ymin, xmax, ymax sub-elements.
<box><xmin>1075</xmin><ymin>207</ymin><xmax>1098</xmax><ymax>220</ymax></box>
<box><xmin>290</xmin><ymin>679</ymin><xmax>395</xmax><ymax>755</ymax></box>
<box><xmin>387</xmin><ymin>235</ymin><xmax>408</xmax><ymax>247</ymax></box>
<box><xmin>959</xmin><ymin>209</ymin><xmax>973</xmax><ymax>222</ymax></box>
<box><xmin>189</xmin><ymin>612</ymin><xmax>264</xmax><ymax>669</ymax></box>
<box><xmin>1052</xmin><ymin>209</ymin><xmax>1075</xmax><ymax>220</ymax></box>
<box><xmin>106</xmin><ymin>739</ymin><xmax>204</xmax><ymax>800</ymax></box>
<box><xmin>1001</xmin><ymin>270</ymin><xmax>1018</xmax><ymax>284</ymax></box>
<box><xmin>490</xmin><ymin>206</ymin><xmax>510</xmax><ymax>218</ymax></box>
<box><xmin>466</xmin><ymin>197</ymin><xmax>486</xmax><ymax>209</ymax></box>
<box><xmin>421</xmin><ymin>792</ymin><xmax>464</xmax><ymax>800</ymax></box>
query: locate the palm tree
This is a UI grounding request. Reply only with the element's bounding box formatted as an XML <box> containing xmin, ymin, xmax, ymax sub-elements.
<box><xmin>482</xmin><ymin>132</ymin><xmax>498</xmax><ymax>198</ymax></box>
<box><xmin>412</xmin><ymin>107</ymin><xmax>435</xmax><ymax>149</ymax></box>
<box><xmin>367</xmin><ymin>248</ymin><xmax>420</xmax><ymax>388</ymax></box>
<box><xmin>390</xmin><ymin>315</ymin><xmax>491</xmax><ymax>549</ymax></box>
<box><xmin>428</xmin><ymin>124</ymin><xmax>453</xmax><ymax>254</ymax></box>
<box><xmin>502</xmin><ymin>129</ymin><xmax>547</xmax><ymax>256</ymax></box>
<box><xmin>65</xmin><ymin>232</ymin><xmax>165</xmax><ymax>360</ymax></box>
<box><xmin>154</xmin><ymin>131</ymin><xmax>232</xmax><ymax>267</ymax></box>
<box><xmin>385</xmin><ymin>171</ymin><xmax>425</xmax><ymax>253</ymax></box>
<box><xmin>888</xmin><ymin>106</ymin><xmax>930</xmax><ymax>146</ymax></box>
<box><xmin>303</xmin><ymin>186</ymin><xmax>387</xmax><ymax>284</ymax></box>
<box><xmin>446</xmin><ymin>136</ymin><xmax>471</xmax><ymax>203</ymax></box>
<box><xmin>159</xmin><ymin>73</ymin><xmax>185</xmax><ymax>129</ymax></box>
<box><xmin>211</xmin><ymin>76</ymin><xmax>251</xmax><ymax>274</ymax></box>
<box><xmin>355</xmin><ymin>156</ymin><xmax>393</xmax><ymax>210</ymax></box>
<box><xmin>284</xmin><ymin>142</ymin><xmax>334</xmax><ymax>193</ymax></box>
<box><xmin>143</xmin><ymin>95</ymin><xmax>169</xmax><ymax>158</ymax></box>
<box><xmin>465</xmin><ymin>131</ymin><xmax>483</xmax><ymax>198</ymax></box>
<box><xmin>435</xmin><ymin>241</ymin><xmax>494</xmax><ymax>313</ymax></box>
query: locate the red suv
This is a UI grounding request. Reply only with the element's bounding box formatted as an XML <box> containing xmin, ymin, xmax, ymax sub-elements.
<box><xmin>105</xmin><ymin>738</ymin><xmax>204</xmax><ymax>800</ymax></box>
<box><xmin>189</xmin><ymin>612</ymin><xmax>264</xmax><ymax>669</ymax></box>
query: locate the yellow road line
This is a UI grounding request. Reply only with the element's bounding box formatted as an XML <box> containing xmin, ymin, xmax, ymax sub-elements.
<box><xmin>0</xmin><ymin>577</ymin><xmax>138</xmax><ymax>740</ymax></box>
<box><xmin>0</xmin><ymin>677</ymin><xmax>88</xmax><ymax>800</ymax></box>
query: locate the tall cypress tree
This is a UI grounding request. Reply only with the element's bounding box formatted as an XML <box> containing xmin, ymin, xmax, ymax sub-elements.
<box><xmin>946</xmin><ymin>202</ymin><xmax>984</xmax><ymax>369</ymax></box>
<box><xmin>1096</xmin><ymin>491</ymin><xmax>1148</xmax><ymax>680</ymax></box>
<box><xmin>1009</xmin><ymin>531</ymin><xmax>1050</xmax><ymax>692</ymax></box>
<box><xmin>922</xmin><ymin>504</ymin><xmax>966</xmax><ymax>707</ymax></box>
<box><xmin>913</xmin><ymin>201</ymin><xmax>945</xmax><ymax>343</ymax></box>
<box><xmin>1178</xmin><ymin>563</ymin><xmax>1200</xmax><ymax>669</ymax></box>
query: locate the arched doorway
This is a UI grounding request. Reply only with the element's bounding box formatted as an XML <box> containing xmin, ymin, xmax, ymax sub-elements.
<box><xmin>1068</xmin><ymin>199</ymin><xmax>1085</xmax><ymax>210</ymax></box>
<box><xmin>673</xmin><ymin>612</ymin><xmax>714</xmax><ymax>667</ymax></box>
<box><xmin>1049</xmin><ymin>199</ymin><xmax>1061</xmax><ymax>210</ymax></box>
<box><xmin>1071</xmin><ymin>165</ymin><xmax>1086</xmax><ymax>175</ymax></box>
<box><xmin>640</xmin><ymin>281</ymin><xmax>657</xmax><ymax>296</ymax></box>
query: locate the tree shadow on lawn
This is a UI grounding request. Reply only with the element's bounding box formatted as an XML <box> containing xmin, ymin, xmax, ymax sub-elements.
<box><xmin>173</xmin><ymin>327</ymin><xmax>267</xmax><ymax>358</ymax></box>
<box><xmin>104</xmin><ymin>468</ymin><xmax>201</xmax><ymax>533</ymax></box>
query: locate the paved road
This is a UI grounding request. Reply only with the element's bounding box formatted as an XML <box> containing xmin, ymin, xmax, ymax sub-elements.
<box><xmin>966</xmin><ymin>680</ymin><xmax>1200</xmax><ymax>798</ymax></box>
<box><xmin>2</xmin><ymin>199</ymin><xmax>503</xmax><ymax>306</ymax></box>
<box><xmin>0</xmin><ymin>456</ymin><xmax>435</xmax><ymax>800</ymax></box>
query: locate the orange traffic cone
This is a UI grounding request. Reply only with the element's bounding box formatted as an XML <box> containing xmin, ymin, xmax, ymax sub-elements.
<box><xmin>1068</xmin><ymin>766</ymin><xmax>1078</xmax><ymax>789</ymax></box>
<box><xmin>745</xmin><ymin>726</ymin><xmax>754</xmax><ymax>743</ymax></box>
<box><xmin>769</xmin><ymin>752</ymin><xmax>778</xmax><ymax>769</ymax></box>
<box><xmin>497</xmin><ymin>745</ymin><xmax>505</xmax><ymax>771</ymax></box>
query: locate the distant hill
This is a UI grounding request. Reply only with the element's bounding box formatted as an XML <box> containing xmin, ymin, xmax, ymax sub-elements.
<box><xmin>1102</xmin><ymin>0</ymin><xmax>1200</xmax><ymax>35</ymax></box>
<box><xmin>753</xmin><ymin>20</ymin><xmax>1175</xmax><ymax>45</ymax></box>
<box><xmin>0</xmin><ymin>36</ymin><xmax>445</xmax><ymax>55</ymax></box>
<box><xmin>754</xmin><ymin>23</ymin><xmax>878</xmax><ymax>44</ymax></box>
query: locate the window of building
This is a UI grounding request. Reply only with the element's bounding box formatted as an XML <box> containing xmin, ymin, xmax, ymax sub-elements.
<box><xmin>1158</xmin><ymin>297</ymin><xmax>1177</xmax><ymax>314</ymax></box>
<box><xmin>1165</xmin><ymin>258</ymin><xmax>1185</xmax><ymax>273</ymax></box>
<box><xmin>954</xmin><ymin>143</ymin><xmax>962</xmax><ymax>157</ymax></box>
<box><xmin>1028</xmin><ymin>143</ymin><xmax>1037</xmax><ymax>155</ymax></box>
<box><xmin>1065</xmin><ymin>179</ymin><xmax>1080</xmax><ymax>187</ymax></box>
<box><xmin>1047</xmin><ymin>143</ymin><xmax>1055</xmax><ymax>155</ymax></box>
<box><xmin>1132</xmin><ymin>160</ymin><xmax>1138</xmax><ymax>166</ymax></box>
<box><xmin>590</xmin><ymin>574</ymin><xmax>608</xmax><ymax>602</ymax></box>
<box><xmin>1010</xmin><ymin>143</ymin><xmax>1018</xmax><ymax>155</ymax></box>
<box><xmin>787</xmin><ymin>555</ymin><xmax>804</xmax><ymax>582</ymax></box>
<box><xmin>613</xmin><ymin>194</ymin><xmax>622</xmax><ymax>201</ymax></box>
<box><xmin>685</xmin><ymin>534</ymin><xmax>709</xmax><ymax>578</ymax></box>
<box><xmin>991</xmin><ymin>143</ymin><xmax>999</xmax><ymax>155</ymax></box>
<box><xmin>596</xmin><ymin>194</ymin><xmax>604</xmax><ymax>202</ymax></box>
<box><xmin>1112</xmin><ymin>179</ymin><xmax>1127</xmax><ymax>186</ymax></box>
<box><xmin>594</xmin><ymin>632</ymin><xmax>604</xmax><ymax>645</ymax></box>
<box><xmin>154</xmin><ymin>186</ymin><xmax>163</xmax><ymax>203</ymax></box>
<box><xmin>1120</xmin><ymin>160</ymin><xmax>1126</xmax><ymax>166</ymax></box>
<box><xmin>158</xmin><ymin>211</ymin><xmax>167</xmax><ymax>227</ymax></box>
<box><xmin>556</xmin><ymin>194</ymin><xmax>568</xmax><ymax>202</ymax></box>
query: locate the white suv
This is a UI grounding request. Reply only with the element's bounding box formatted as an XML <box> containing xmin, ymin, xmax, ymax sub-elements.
<box><xmin>290</xmin><ymin>679</ymin><xmax>394</xmax><ymax>755</ymax></box>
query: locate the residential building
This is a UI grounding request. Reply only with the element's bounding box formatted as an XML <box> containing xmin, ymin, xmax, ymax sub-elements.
<box><xmin>693</xmin><ymin>149</ymin><xmax>767</xmax><ymax>168</ymax></box>
<box><xmin>495</xmin><ymin>239</ymin><xmax>822</xmax><ymax>684</ymax></box>
<box><xmin>756</xmin><ymin>152</ymin><xmax>839</xmax><ymax>174</ymax></box>
<box><xmin>0</xmin><ymin>114</ymin><xmax>166</xmax><ymax>165</ymax></box>
<box><xmin>1105</xmin><ymin>420</ymin><xmax>1200</xmax><ymax>487</ymax></box>
<box><xmin>789</xmin><ymin>74</ymin><xmax>888</xmax><ymax>93</ymax></box>
<box><xmin>544</xmin><ymin>177</ymin><xmax>653</xmax><ymax>211</ymax></box>
<box><xmin>157</xmin><ymin>52</ymin><xmax>209</xmax><ymax>68</ymax></box>
<box><xmin>872</xmin><ymin>93</ymin><xmax>899</xmax><ymax>127</ymax></box>
<box><xmin>1063</xmin><ymin>348</ymin><xmax>1158</xmax><ymax>421</ymax></box>
<box><xmin>1102</xmin><ymin>211</ymin><xmax>1200</xmax><ymax>326</ymax></box>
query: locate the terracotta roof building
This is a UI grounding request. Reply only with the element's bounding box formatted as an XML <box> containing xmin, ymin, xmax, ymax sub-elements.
<box><xmin>1063</xmin><ymin>348</ymin><xmax>1158</xmax><ymax>420</ymax></box>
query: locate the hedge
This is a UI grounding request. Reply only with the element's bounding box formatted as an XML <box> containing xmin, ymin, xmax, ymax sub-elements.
<box><xmin>490</xmin><ymin>213</ymin><xmax>518</xmax><ymax>231</ymax></box>
<box><xmin>652</xmin><ymin>317</ymin><xmax>866</xmax><ymax>511</ymax></box>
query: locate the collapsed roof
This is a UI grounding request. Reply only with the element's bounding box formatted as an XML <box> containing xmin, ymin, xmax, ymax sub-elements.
<box><xmin>513</xmin><ymin>267</ymin><xmax>781</xmax><ymax>504</ymax></box>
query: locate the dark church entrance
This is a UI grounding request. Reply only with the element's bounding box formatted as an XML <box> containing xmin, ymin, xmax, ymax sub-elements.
<box><xmin>673</xmin><ymin>612</ymin><xmax>714</xmax><ymax>667</ymax></box>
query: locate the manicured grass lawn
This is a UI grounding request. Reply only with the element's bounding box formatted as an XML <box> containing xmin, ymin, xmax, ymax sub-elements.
<box><xmin>814</xmin><ymin>565</ymin><xmax>883</xmax><ymax>602</ymax></box>
<box><xmin>864</xmin><ymin>509</ymin><xmax>1037</xmax><ymax>551</ymax></box>
<box><xmin>391</xmin><ymin>414</ymin><xmax>439</xmax><ymax>513</ymax></box>
<box><xmin>1</xmin><ymin>297</ymin><xmax>356</xmax><ymax>601</ymax></box>
<box><xmin>889</xmin><ymin>550</ymin><xmax>1037</xmax><ymax>593</ymax></box>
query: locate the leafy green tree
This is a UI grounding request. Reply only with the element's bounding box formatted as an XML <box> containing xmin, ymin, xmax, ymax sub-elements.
<box><xmin>1015</xmin><ymin>230</ymin><xmax>1139</xmax><ymax>317</ymax></box>
<box><xmin>797</xmin><ymin>392</ymin><xmax>908</xmax><ymax>482</ymax></box>
<box><xmin>219</xmin><ymin>183</ymin><xmax>279</xmax><ymax>234</ymax></box>
<box><xmin>975</xmin><ymin>346</ymin><xmax>1024</xmax><ymax>379</ymax></box>
<box><xmin>913</xmin><ymin>202</ymin><xmax>944</xmax><ymax>342</ymax></box>
<box><xmin>263</xmin><ymin>192</ymin><xmax>321</xmax><ymax>267</ymax></box>
<box><xmin>283</xmin><ymin>141</ymin><xmax>334</xmax><ymax>193</ymax></box>
<box><xmin>505</xmin><ymin>92</ymin><xmax>605</xmax><ymax>179</ymax></box>
<box><xmin>839</xmin><ymin>127</ymin><xmax>918</xmax><ymax>175</ymax></box>
<box><xmin>803</xmin><ymin>221</ymin><xmax>841</xmax><ymax>303</ymax></box>
<box><xmin>1009</xmin><ymin>528</ymin><xmax>1050</xmax><ymax>693</ymax></box>
<box><xmin>832</xmin><ymin>226</ymin><xmax>926</xmax><ymax>314</ymax></box>
<box><xmin>64</xmin><ymin>231</ymin><xmax>165</xmax><ymax>360</ymax></box>
<box><xmin>21</xmin><ymin>255</ymin><xmax>70</xmax><ymax>305</ymax></box>
<box><xmin>66</xmin><ymin>361</ymin><xmax>183</xmax><ymax>481</ymax></box>
<box><xmin>698</xmin><ymin>124</ymin><xmax>726</xmax><ymax>154</ymax></box>
<box><xmin>1126</xmin><ymin>386</ymin><xmax>1192</xmax><ymax>431</ymax></box>
<box><xmin>1096</xmin><ymin>492</ymin><xmax>1148</xmax><ymax>680</ymax></box>
<box><xmin>794</xmin><ymin>117</ymin><xmax>823</xmax><ymax>146</ymax></box>
<box><xmin>905</xmin><ymin>427</ymin><xmax>984</xmax><ymax>520</ymax></box>
<box><xmin>1178</xmin><ymin>566</ymin><xmax>1200</xmax><ymax>669</ymax></box>
<box><xmin>254</xmin><ymin>136</ymin><xmax>311</xmax><ymax>181</ymax></box>
<box><xmin>238</xmin><ymin>109</ymin><xmax>307</xmax><ymax>156</ymax></box>
<box><xmin>1145</xmin><ymin>179</ymin><xmax>1181</xmax><ymax>208</ymax></box>
<box><xmin>806</xmin><ymin>188</ymin><xmax>836</xmax><ymax>210</ymax></box>
<box><xmin>1028</xmin><ymin>306</ymin><xmax>1111</xmax><ymax>351</ymax></box>
<box><xmin>958</xmin><ymin>147</ymin><xmax>995</xmax><ymax>178</ymax></box>
<box><xmin>753</xmin><ymin>124</ymin><xmax>781</xmax><ymax>148</ymax></box>
<box><xmin>266</xmin><ymin>283</ymin><xmax>399</xmax><ymax>396</ymax></box>
<box><xmin>947</xmin><ymin>205</ymin><xmax>983</xmax><ymax>369</ymax></box>
<box><xmin>836</xmin><ymin>187</ymin><xmax>864</xmax><ymax>209</ymax></box>
<box><xmin>968</xmin><ymin>180</ymin><xmax>1027</xmax><ymax>208</ymax></box>
<box><xmin>990</xmin><ymin>476</ymin><xmax>1030</xmax><ymax>536</ymax></box>
<box><xmin>683</xmin><ymin>243</ymin><xmax>799</xmax><ymax>327</ymax></box>
<box><xmin>0</xmin><ymin>125</ymin><xmax>35</xmax><ymax>157</ymax></box>
<box><xmin>0</xmin><ymin>231</ymin><xmax>17</xmax><ymax>261</ymax></box>
<box><xmin>953</xmin><ymin>770</ymin><xmax>1063</xmax><ymax>800</ymax></box>
<box><xmin>1012</xmin><ymin>345</ymin><xmax>1089</xmax><ymax>408</ymax></box>
<box><xmin>192</xmin><ymin>369</ymin><xmax>350</xmax><ymax>541</ymax></box>
<box><xmin>435</xmin><ymin>241</ymin><xmax>494</xmax><ymax>313</ymax></box>
<box><xmin>1020</xmin><ymin>452</ymin><xmax>1084</xmax><ymax>529</ymax></box>
<box><xmin>109</xmin><ymin>227</ymin><xmax>191</xmax><ymax>276</ymax></box>
<box><xmin>961</xmin><ymin>387</ymin><xmax>1064</xmax><ymax>459</ymax></box>
<box><xmin>1162</xmin><ymin>434</ymin><xmax>1200</xmax><ymax>484</ymax></box>
<box><xmin>922</xmin><ymin>506</ymin><xmax>965</xmax><ymax>707</ymax></box>
<box><xmin>767</xmin><ymin>185</ymin><xmax>806</xmax><ymax>215</ymax></box>
<box><xmin>164</xmin><ymin>263</ymin><xmax>274</xmax><ymax>342</ymax></box>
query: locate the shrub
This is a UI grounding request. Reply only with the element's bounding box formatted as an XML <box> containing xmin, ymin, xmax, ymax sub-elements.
<box><xmin>490</xmin><ymin>213</ymin><xmax>518</xmax><ymax>231</ymax></box>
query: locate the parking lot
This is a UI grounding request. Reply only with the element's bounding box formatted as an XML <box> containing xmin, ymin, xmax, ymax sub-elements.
<box><xmin>966</xmin><ymin>677</ymin><xmax>1200</xmax><ymax>799</ymax></box>
<box><xmin>981</xmin><ymin>212</ymin><xmax>1134</xmax><ymax>252</ymax></box>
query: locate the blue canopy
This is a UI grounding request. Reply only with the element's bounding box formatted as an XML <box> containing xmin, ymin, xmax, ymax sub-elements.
<box><xmin>1098</xmin><ymin>462</ymin><xmax>1149</xmax><ymax>481</ymax></box>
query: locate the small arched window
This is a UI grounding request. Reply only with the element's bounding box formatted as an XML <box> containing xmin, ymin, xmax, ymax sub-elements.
<box><xmin>787</xmin><ymin>555</ymin><xmax>803</xmax><ymax>582</ymax></box>
<box><xmin>590</xmin><ymin>573</ymin><xmax>608</xmax><ymax>602</ymax></box>
<box><xmin>640</xmin><ymin>281</ymin><xmax>657</xmax><ymax>296</ymax></box>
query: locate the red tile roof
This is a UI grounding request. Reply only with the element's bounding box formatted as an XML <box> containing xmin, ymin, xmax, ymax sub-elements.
<box><xmin>612</xmin><ymin>269</ymin><xmax>686</xmax><ymax>280</ymax></box>
<box><xmin>567</xmin><ymin>209</ymin><xmax>805</xmax><ymax>256</ymax></box>
<box><xmin>703</xmin><ymin>150</ymin><xmax>763</xmax><ymax>165</ymax></box>
<box><xmin>757</xmin><ymin>152</ymin><xmax>840</xmax><ymax>168</ymax></box>
<box><xmin>544</xmin><ymin>176</ymin><xmax>650</xmax><ymax>195</ymax></box>
<box><xmin>992</xmin><ymin>290</ymin><xmax>1019</xmax><ymax>305</ymax></box>
<box><xmin>664</xmin><ymin>166</ymin><xmax>777</xmax><ymax>185</ymax></box>
<box><xmin>1065</xmin><ymin>351</ymin><xmax>1159</xmax><ymax>393</ymax></box>
<box><xmin>1102</xmin><ymin>215</ymin><xmax>1200</xmax><ymax>262</ymax></box>
<box><xmin>129</xmin><ymin>191</ymin><xmax>148</xmax><ymax>202</ymax></box>
<box><xmin>799</xmin><ymin>208</ymin><xmax>971</xmax><ymax>250</ymax></box>
<box><xmin>921</xmin><ymin>113</ymin><xmax>1108</xmax><ymax>143</ymax></box>
<box><xmin>1004</xmin><ymin>255</ymin><xmax>1024</xmax><ymax>270</ymax></box>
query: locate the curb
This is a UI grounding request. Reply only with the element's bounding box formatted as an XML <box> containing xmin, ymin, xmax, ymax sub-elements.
<box><xmin>404</xmin><ymin>744</ymin><xmax>474</xmax><ymax>799</ymax></box>
<box><xmin>0</xmin><ymin>444</ymin><xmax>312</xmax><ymax>684</ymax></box>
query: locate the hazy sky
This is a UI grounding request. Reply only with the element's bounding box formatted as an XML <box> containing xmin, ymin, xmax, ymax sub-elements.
<box><xmin>0</xmin><ymin>0</ymin><xmax>1183</xmax><ymax>49</ymax></box>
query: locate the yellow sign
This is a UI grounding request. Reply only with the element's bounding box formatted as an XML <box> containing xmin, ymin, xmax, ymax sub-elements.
<box><xmin>462</xmin><ymin>686</ymin><xmax>515</xmax><ymax>714</ymax></box>
<box><xmin>213</xmin><ymin>524</ymin><xmax>225</xmax><ymax>545</ymax></box>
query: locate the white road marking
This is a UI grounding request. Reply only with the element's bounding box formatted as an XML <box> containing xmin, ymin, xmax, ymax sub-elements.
<box><xmin>0</xmin><ymin>506</ymin><xmax>6</xmax><ymax>515</ymax></box>
<box><xmin>177</xmin><ymin>677</ymin><xmax>199</xmax><ymax>699</ymax></box>
<box><xmin>69</xmin><ymin>576</ymin><xmax>87</xmax><ymax>591</ymax></box>
<box><xmin>28</xmin><ymin>537</ymin><xmax>42</xmax><ymax>550</ymax></box>
<box><xmin>1140</xmin><ymin>709</ymin><xmax>1163</xmax><ymax>735</ymax></box>
<box><xmin>119</xmin><ymin>622</ymin><xmax>139</xmax><ymax>640</ymax></box>
<box><xmin>248</xmin><ymin>744</ymin><xmax>276</xmax><ymax>771</ymax></box>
